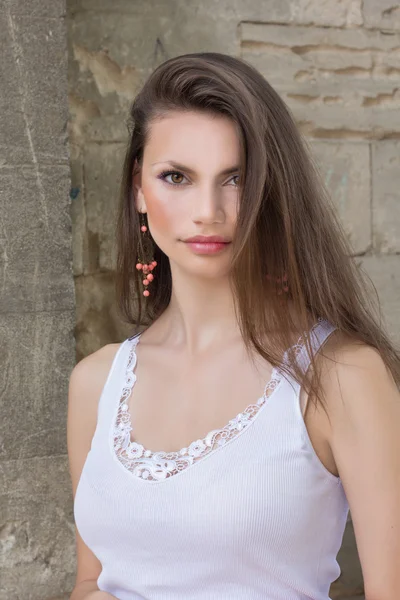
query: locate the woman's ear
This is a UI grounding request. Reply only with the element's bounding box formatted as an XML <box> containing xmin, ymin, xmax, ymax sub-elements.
<box><xmin>132</xmin><ymin>160</ymin><xmax>147</xmax><ymax>213</ymax></box>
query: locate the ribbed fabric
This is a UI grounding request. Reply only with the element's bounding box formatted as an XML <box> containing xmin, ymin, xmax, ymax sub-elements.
<box><xmin>74</xmin><ymin>318</ymin><xmax>349</xmax><ymax>600</ymax></box>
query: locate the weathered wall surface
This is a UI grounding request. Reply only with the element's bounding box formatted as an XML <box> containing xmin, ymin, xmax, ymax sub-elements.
<box><xmin>66</xmin><ymin>1</ymin><xmax>399</xmax><ymax>598</ymax></box>
<box><xmin>0</xmin><ymin>0</ymin><xmax>76</xmax><ymax>599</ymax></box>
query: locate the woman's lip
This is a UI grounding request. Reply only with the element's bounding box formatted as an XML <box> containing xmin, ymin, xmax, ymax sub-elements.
<box><xmin>183</xmin><ymin>237</ymin><xmax>231</xmax><ymax>243</ymax></box>
<box><xmin>183</xmin><ymin>241</ymin><xmax>231</xmax><ymax>254</ymax></box>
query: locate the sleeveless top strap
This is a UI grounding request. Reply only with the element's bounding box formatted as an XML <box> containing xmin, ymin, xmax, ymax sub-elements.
<box><xmin>292</xmin><ymin>317</ymin><xmax>337</xmax><ymax>376</ymax></box>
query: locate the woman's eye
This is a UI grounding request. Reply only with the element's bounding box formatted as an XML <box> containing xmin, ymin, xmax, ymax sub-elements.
<box><xmin>230</xmin><ymin>175</ymin><xmax>240</xmax><ymax>187</ymax></box>
<box><xmin>157</xmin><ymin>171</ymin><xmax>240</xmax><ymax>186</ymax></box>
<box><xmin>158</xmin><ymin>171</ymin><xmax>187</xmax><ymax>185</ymax></box>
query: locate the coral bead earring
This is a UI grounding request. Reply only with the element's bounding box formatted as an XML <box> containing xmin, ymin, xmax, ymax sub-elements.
<box><xmin>137</xmin><ymin>211</ymin><xmax>157</xmax><ymax>297</ymax></box>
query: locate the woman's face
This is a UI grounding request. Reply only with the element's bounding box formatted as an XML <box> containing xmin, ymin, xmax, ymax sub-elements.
<box><xmin>133</xmin><ymin>110</ymin><xmax>241</xmax><ymax>279</ymax></box>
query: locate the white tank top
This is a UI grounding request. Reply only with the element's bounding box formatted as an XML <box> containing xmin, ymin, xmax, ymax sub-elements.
<box><xmin>74</xmin><ymin>317</ymin><xmax>349</xmax><ymax>600</ymax></box>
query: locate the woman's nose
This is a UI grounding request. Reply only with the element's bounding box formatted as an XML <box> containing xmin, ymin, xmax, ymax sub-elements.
<box><xmin>191</xmin><ymin>184</ymin><xmax>225</xmax><ymax>224</ymax></box>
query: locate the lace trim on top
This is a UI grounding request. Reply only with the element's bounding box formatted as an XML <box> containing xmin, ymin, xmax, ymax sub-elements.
<box><xmin>112</xmin><ymin>317</ymin><xmax>324</xmax><ymax>482</ymax></box>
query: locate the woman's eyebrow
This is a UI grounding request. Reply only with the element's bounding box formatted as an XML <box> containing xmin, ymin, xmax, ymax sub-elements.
<box><xmin>151</xmin><ymin>161</ymin><xmax>240</xmax><ymax>176</ymax></box>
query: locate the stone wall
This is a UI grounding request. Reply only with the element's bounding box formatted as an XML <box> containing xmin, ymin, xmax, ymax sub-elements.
<box><xmin>0</xmin><ymin>0</ymin><xmax>76</xmax><ymax>598</ymax></box>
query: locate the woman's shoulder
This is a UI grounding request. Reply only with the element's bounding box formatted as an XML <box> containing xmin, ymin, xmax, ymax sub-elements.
<box><xmin>312</xmin><ymin>326</ymin><xmax>395</xmax><ymax>426</ymax></box>
<box><xmin>68</xmin><ymin>342</ymin><xmax>125</xmax><ymax>431</ymax></box>
<box><xmin>316</xmin><ymin>326</ymin><xmax>383</xmax><ymax>377</ymax></box>
<box><xmin>67</xmin><ymin>341</ymin><xmax>126</xmax><ymax>475</ymax></box>
<box><xmin>71</xmin><ymin>341</ymin><xmax>124</xmax><ymax>388</ymax></box>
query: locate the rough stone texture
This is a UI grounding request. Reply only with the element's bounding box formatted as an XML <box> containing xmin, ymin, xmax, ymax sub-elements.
<box><xmin>310</xmin><ymin>141</ymin><xmax>371</xmax><ymax>253</ymax></box>
<box><xmin>290</xmin><ymin>0</ymin><xmax>363</xmax><ymax>28</ymax></box>
<box><xmin>68</xmin><ymin>0</ymin><xmax>364</xmax><ymax>28</ymax></box>
<box><xmin>359</xmin><ymin>255</ymin><xmax>400</xmax><ymax>345</ymax></box>
<box><xmin>0</xmin><ymin>9</ymin><xmax>70</xmax><ymax>166</ymax></box>
<box><xmin>65</xmin><ymin>1</ymin><xmax>400</xmax><ymax>599</ymax></box>
<box><xmin>0</xmin><ymin>312</ymin><xmax>75</xmax><ymax>461</ymax></box>
<box><xmin>0</xmin><ymin>0</ymin><xmax>75</xmax><ymax>598</ymax></box>
<box><xmin>240</xmin><ymin>23</ymin><xmax>400</xmax><ymax>139</ymax></box>
<box><xmin>0</xmin><ymin>166</ymin><xmax>74</xmax><ymax>314</ymax></box>
<box><xmin>372</xmin><ymin>141</ymin><xmax>400</xmax><ymax>253</ymax></box>
<box><xmin>363</xmin><ymin>0</ymin><xmax>400</xmax><ymax>30</ymax></box>
<box><xmin>70</xmin><ymin>142</ymin><xmax>126</xmax><ymax>278</ymax></box>
<box><xmin>74</xmin><ymin>271</ymin><xmax>131</xmax><ymax>361</ymax></box>
<box><xmin>2</xmin><ymin>0</ymin><xmax>66</xmax><ymax>17</ymax></box>
<box><xmin>0</xmin><ymin>456</ymin><xmax>76</xmax><ymax>600</ymax></box>
<box><xmin>70</xmin><ymin>140</ymin><xmax>133</xmax><ymax>358</ymax></box>
<box><xmin>80</xmin><ymin>142</ymin><xmax>126</xmax><ymax>274</ymax></box>
<box><xmin>66</xmin><ymin>0</ymin><xmax>368</xmax><ymax>145</ymax></box>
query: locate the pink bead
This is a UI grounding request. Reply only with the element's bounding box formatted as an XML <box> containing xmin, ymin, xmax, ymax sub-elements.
<box><xmin>136</xmin><ymin>263</ymin><xmax>143</xmax><ymax>270</ymax></box>
<box><xmin>142</xmin><ymin>265</ymin><xmax>149</xmax><ymax>272</ymax></box>
<box><xmin>143</xmin><ymin>290</ymin><xmax>150</xmax><ymax>297</ymax></box>
<box><xmin>152</xmin><ymin>261</ymin><xmax>157</xmax><ymax>267</ymax></box>
<box><xmin>141</xmin><ymin>225</ymin><xmax>147</xmax><ymax>232</ymax></box>
<box><xmin>143</xmin><ymin>279</ymin><xmax>149</xmax><ymax>285</ymax></box>
<box><xmin>147</xmin><ymin>274</ymin><xmax>154</xmax><ymax>281</ymax></box>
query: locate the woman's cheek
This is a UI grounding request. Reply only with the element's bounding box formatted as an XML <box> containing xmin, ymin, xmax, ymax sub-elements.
<box><xmin>145</xmin><ymin>196</ymin><xmax>179</xmax><ymax>244</ymax></box>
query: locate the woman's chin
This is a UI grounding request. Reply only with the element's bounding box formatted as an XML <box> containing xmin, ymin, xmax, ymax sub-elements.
<box><xmin>173</xmin><ymin>259</ymin><xmax>232</xmax><ymax>280</ymax></box>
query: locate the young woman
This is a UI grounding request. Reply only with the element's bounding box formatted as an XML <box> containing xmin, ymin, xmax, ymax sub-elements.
<box><xmin>67</xmin><ymin>52</ymin><xmax>400</xmax><ymax>600</ymax></box>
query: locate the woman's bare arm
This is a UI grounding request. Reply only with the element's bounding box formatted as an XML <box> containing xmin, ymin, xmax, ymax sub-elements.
<box><xmin>67</xmin><ymin>344</ymin><xmax>122</xmax><ymax>600</ymax></box>
<box><xmin>321</xmin><ymin>337</ymin><xmax>400</xmax><ymax>600</ymax></box>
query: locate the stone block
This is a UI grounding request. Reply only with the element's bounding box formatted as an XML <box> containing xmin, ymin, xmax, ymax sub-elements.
<box><xmin>240</xmin><ymin>23</ymin><xmax>400</xmax><ymax>138</ymax></box>
<box><xmin>372</xmin><ymin>141</ymin><xmax>400</xmax><ymax>253</ymax></box>
<box><xmin>309</xmin><ymin>141</ymin><xmax>371</xmax><ymax>253</ymax></box>
<box><xmin>1</xmin><ymin>12</ymin><xmax>69</xmax><ymax>165</ymax></box>
<box><xmin>0</xmin><ymin>9</ymin><xmax>37</xmax><ymax>166</ymax></box>
<box><xmin>357</xmin><ymin>255</ymin><xmax>400</xmax><ymax>346</ymax></box>
<box><xmin>0</xmin><ymin>455</ymin><xmax>75</xmax><ymax>600</ymax></box>
<box><xmin>289</xmin><ymin>0</ymin><xmax>363</xmax><ymax>28</ymax></box>
<box><xmin>5</xmin><ymin>0</ymin><xmax>66</xmax><ymax>18</ymax></box>
<box><xmin>74</xmin><ymin>271</ymin><xmax>132</xmax><ymax>361</ymax></box>
<box><xmin>68</xmin><ymin>0</ymin><xmax>363</xmax><ymax>28</ymax></box>
<box><xmin>81</xmin><ymin>142</ymin><xmax>126</xmax><ymax>274</ymax></box>
<box><xmin>0</xmin><ymin>311</ymin><xmax>75</xmax><ymax>460</ymax></box>
<box><xmin>67</xmin><ymin>0</ymin><xmax>292</xmax><ymax>24</ymax></box>
<box><xmin>0</xmin><ymin>166</ymin><xmax>75</xmax><ymax>313</ymax></box>
<box><xmin>363</xmin><ymin>0</ymin><xmax>400</xmax><ymax>30</ymax></box>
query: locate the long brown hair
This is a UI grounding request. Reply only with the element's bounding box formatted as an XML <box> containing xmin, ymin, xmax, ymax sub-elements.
<box><xmin>115</xmin><ymin>51</ymin><xmax>400</xmax><ymax>414</ymax></box>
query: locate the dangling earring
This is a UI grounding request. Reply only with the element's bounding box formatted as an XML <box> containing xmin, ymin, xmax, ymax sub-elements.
<box><xmin>266</xmin><ymin>272</ymin><xmax>289</xmax><ymax>294</ymax></box>
<box><xmin>135</xmin><ymin>212</ymin><xmax>157</xmax><ymax>297</ymax></box>
<box><xmin>276</xmin><ymin>272</ymin><xmax>289</xmax><ymax>295</ymax></box>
